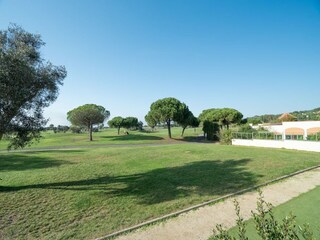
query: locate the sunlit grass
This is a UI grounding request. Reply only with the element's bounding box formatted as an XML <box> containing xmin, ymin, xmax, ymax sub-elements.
<box><xmin>0</xmin><ymin>127</ymin><xmax>204</xmax><ymax>150</ymax></box>
<box><xmin>1</xmin><ymin>143</ymin><xmax>320</xmax><ymax>239</ymax></box>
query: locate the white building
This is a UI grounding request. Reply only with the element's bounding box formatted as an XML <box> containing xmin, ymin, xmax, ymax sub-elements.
<box><xmin>262</xmin><ymin>121</ymin><xmax>320</xmax><ymax>140</ymax></box>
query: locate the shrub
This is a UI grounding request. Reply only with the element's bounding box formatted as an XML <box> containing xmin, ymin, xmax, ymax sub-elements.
<box><xmin>203</xmin><ymin>121</ymin><xmax>220</xmax><ymax>141</ymax></box>
<box><xmin>219</xmin><ymin>129</ymin><xmax>233</xmax><ymax>145</ymax></box>
<box><xmin>212</xmin><ymin>191</ymin><xmax>316</xmax><ymax>240</ymax></box>
<box><xmin>238</xmin><ymin>124</ymin><xmax>256</xmax><ymax>133</ymax></box>
<box><xmin>70</xmin><ymin>125</ymin><xmax>83</xmax><ymax>134</ymax></box>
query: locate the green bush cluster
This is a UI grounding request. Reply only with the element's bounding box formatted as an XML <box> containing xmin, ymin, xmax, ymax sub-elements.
<box><xmin>212</xmin><ymin>191</ymin><xmax>316</xmax><ymax>240</ymax></box>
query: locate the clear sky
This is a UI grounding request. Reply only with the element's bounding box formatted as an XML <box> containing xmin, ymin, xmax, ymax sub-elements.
<box><xmin>1</xmin><ymin>0</ymin><xmax>320</xmax><ymax>125</ymax></box>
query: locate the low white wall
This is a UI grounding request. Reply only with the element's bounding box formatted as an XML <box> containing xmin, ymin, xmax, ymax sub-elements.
<box><xmin>232</xmin><ymin>139</ymin><xmax>320</xmax><ymax>152</ymax></box>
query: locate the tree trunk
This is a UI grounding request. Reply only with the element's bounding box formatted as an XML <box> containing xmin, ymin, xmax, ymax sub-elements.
<box><xmin>0</xmin><ymin>132</ymin><xmax>3</xmax><ymax>141</ymax></box>
<box><xmin>167</xmin><ymin>120</ymin><xmax>172</xmax><ymax>138</ymax></box>
<box><xmin>117</xmin><ymin>126</ymin><xmax>120</xmax><ymax>135</ymax></box>
<box><xmin>181</xmin><ymin>127</ymin><xmax>186</xmax><ymax>137</ymax></box>
<box><xmin>89</xmin><ymin>123</ymin><xmax>93</xmax><ymax>141</ymax></box>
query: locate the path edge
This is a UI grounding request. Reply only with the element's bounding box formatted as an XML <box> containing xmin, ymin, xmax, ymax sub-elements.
<box><xmin>95</xmin><ymin>164</ymin><xmax>320</xmax><ymax>240</ymax></box>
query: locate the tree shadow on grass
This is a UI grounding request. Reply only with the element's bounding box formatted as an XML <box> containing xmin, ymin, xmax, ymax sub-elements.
<box><xmin>173</xmin><ymin>136</ymin><xmax>216</xmax><ymax>144</ymax></box>
<box><xmin>0</xmin><ymin>150</ymin><xmax>76</xmax><ymax>172</ymax></box>
<box><xmin>100</xmin><ymin>134</ymin><xmax>164</xmax><ymax>141</ymax></box>
<box><xmin>1</xmin><ymin>159</ymin><xmax>262</xmax><ymax>204</ymax></box>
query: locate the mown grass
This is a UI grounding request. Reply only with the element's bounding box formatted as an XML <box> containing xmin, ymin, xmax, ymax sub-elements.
<box><xmin>0</xmin><ymin>127</ymin><xmax>204</xmax><ymax>150</ymax></box>
<box><xmin>224</xmin><ymin>186</ymin><xmax>320</xmax><ymax>239</ymax></box>
<box><xmin>1</xmin><ymin>143</ymin><xmax>320</xmax><ymax>239</ymax></box>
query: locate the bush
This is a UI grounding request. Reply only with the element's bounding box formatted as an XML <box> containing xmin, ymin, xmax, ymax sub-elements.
<box><xmin>212</xmin><ymin>191</ymin><xmax>316</xmax><ymax>240</ymax></box>
<box><xmin>307</xmin><ymin>133</ymin><xmax>320</xmax><ymax>141</ymax></box>
<box><xmin>238</xmin><ymin>124</ymin><xmax>257</xmax><ymax>133</ymax></box>
<box><xmin>219</xmin><ymin>129</ymin><xmax>233</xmax><ymax>145</ymax></box>
<box><xmin>203</xmin><ymin>121</ymin><xmax>220</xmax><ymax>141</ymax></box>
<box><xmin>70</xmin><ymin>125</ymin><xmax>82</xmax><ymax>134</ymax></box>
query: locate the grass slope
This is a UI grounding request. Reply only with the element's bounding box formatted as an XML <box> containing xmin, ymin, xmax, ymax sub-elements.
<box><xmin>0</xmin><ymin>127</ymin><xmax>203</xmax><ymax>150</ymax></box>
<box><xmin>225</xmin><ymin>186</ymin><xmax>320</xmax><ymax>239</ymax></box>
<box><xmin>1</xmin><ymin>144</ymin><xmax>320</xmax><ymax>239</ymax></box>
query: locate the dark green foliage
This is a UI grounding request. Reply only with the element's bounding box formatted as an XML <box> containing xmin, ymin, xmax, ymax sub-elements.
<box><xmin>307</xmin><ymin>133</ymin><xmax>320</xmax><ymax>141</ymax></box>
<box><xmin>145</xmin><ymin>111</ymin><xmax>157</xmax><ymax>130</ymax></box>
<box><xmin>67</xmin><ymin>104</ymin><xmax>110</xmax><ymax>141</ymax></box>
<box><xmin>147</xmin><ymin>97</ymin><xmax>185</xmax><ymax>138</ymax></box>
<box><xmin>203</xmin><ymin>121</ymin><xmax>220</xmax><ymax>140</ymax></box>
<box><xmin>108</xmin><ymin>116</ymin><xmax>124</xmax><ymax>135</ymax></box>
<box><xmin>123</xmin><ymin>117</ymin><xmax>139</xmax><ymax>130</ymax></box>
<box><xmin>108</xmin><ymin>116</ymin><xmax>140</xmax><ymax>134</ymax></box>
<box><xmin>70</xmin><ymin>125</ymin><xmax>83</xmax><ymax>134</ymax></box>
<box><xmin>238</xmin><ymin>124</ymin><xmax>257</xmax><ymax>133</ymax></box>
<box><xmin>0</xmin><ymin>24</ymin><xmax>67</xmax><ymax>149</ymax></box>
<box><xmin>53</xmin><ymin>125</ymin><xmax>69</xmax><ymax>133</ymax></box>
<box><xmin>199</xmin><ymin>108</ymin><xmax>243</xmax><ymax>130</ymax></box>
<box><xmin>137</xmin><ymin>121</ymin><xmax>143</xmax><ymax>131</ymax></box>
<box><xmin>199</xmin><ymin>108</ymin><xmax>243</xmax><ymax>140</ymax></box>
<box><xmin>175</xmin><ymin>103</ymin><xmax>199</xmax><ymax>136</ymax></box>
<box><xmin>213</xmin><ymin>191</ymin><xmax>316</xmax><ymax>240</ymax></box>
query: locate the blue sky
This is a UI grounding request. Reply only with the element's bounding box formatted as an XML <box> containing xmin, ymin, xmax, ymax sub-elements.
<box><xmin>1</xmin><ymin>0</ymin><xmax>320</xmax><ymax>125</ymax></box>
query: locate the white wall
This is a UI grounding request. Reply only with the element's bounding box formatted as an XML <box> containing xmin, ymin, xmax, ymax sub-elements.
<box><xmin>282</xmin><ymin>121</ymin><xmax>320</xmax><ymax>129</ymax></box>
<box><xmin>232</xmin><ymin>139</ymin><xmax>320</xmax><ymax>152</ymax></box>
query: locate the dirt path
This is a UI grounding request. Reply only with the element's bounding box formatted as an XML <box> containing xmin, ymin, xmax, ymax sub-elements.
<box><xmin>115</xmin><ymin>167</ymin><xmax>320</xmax><ymax>240</ymax></box>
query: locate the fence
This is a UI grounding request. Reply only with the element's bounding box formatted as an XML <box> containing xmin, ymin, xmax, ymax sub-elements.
<box><xmin>232</xmin><ymin>132</ymin><xmax>320</xmax><ymax>142</ymax></box>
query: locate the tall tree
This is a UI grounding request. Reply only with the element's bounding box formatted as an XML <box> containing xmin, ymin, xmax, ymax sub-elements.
<box><xmin>108</xmin><ymin>116</ymin><xmax>140</xmax><ymax>134</ymax></box>
<box><xmin>67</xmin><ymin>104</ymin><xmax>110</xmax><ymax>141</ymax></box>
<box><xmin>147</xmin><ymin>97</ymin><xmax>184</xmax><ymax>138</ymax></box>
<box><xmin>108</xmin><ymin>116</ymin><xmax>124</xmax><ymax>135</ymax></box>
<box><xmin>199</xmin><ymin>108</ymin><xmax>243</xmax><ymax>129</ymax></box>
<box><xmin>175</xmin><ymin>103</ymin><xmax>199</xmax><ymax>136</ymax></box>
<box><xmin>123</xmin><ymin>117</ymin><xmax>139</xmax><ymax>130</ymax></box>
<box><xmin>145</xmin><ymin>111</ymin><xmax>157</xmax><ymax>130</ymax></box>
<box><xmin>0</xmin><ymin>24</ymin><xmax>67</xmax><ymax>149</ymax></box>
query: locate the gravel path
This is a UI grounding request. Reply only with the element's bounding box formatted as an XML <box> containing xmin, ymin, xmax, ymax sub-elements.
<box><xmin>115</xmin><ymin>167</ymin><xmax>320</xmax><ymax>240</ymax></box>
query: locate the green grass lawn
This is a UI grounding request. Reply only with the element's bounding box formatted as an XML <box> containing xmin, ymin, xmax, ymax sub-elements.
<box><xmin>224</xmin><ymin>186</ymin><xmax>320</xmax><ymax>239</ymax></box>
<box><xmin>0</xmin><ymin>127</ymin><xmax>203</xmax><ymax>150</ymax></box>
<box><xmin>1</xmin><ymin>143</ymin><xmax>320</xmax><ymax>239</ymax></box>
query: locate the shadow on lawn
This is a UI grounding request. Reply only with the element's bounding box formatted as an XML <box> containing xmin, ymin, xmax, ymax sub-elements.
<box><xmin>0</xmin><ymin>150</ymin><xmax>77</xmax><ymax>172</ymax></box>
<box><xmin>173</xmin><ymin>136</ymin><xmax>216</xmax><ymax>144</ymax></box>
<box><xmin>100</xmin><ymin>134</ymin><xmax>164</xmax><ymax>141</ymax></box>
<box><xmin>1</xmin><ymin>159</ymin><xmax>262</xmax><ymax>204</ymax></box>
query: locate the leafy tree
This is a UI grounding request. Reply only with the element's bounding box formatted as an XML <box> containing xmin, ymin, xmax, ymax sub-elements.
<box><xmin>108</xmin><ymin>116</ymin><xmax>124</xmax><ymax>135</ymax></box>
<box><xmin>67</xmin><ymin>104</ymin><xmax>110</xmax><ymax>141</ymax></box>
<box><xmin>108</xmin><ymin>116</ymin><xmax>140</xmax><ymax>134</ymax></box>
<box><xmin>147</xmin><ymin>97</ymin><xmax>184</xmax><ymax>138</ymax></box>
<box><xmin>123</xmin><ymin>117</ymin><xmax>139</xmax><ymax>130</ymax></box>
<box><xmin>137</xmin><ymin>121</ymin><xmax>143</xmax><ymax>131</ymax></box>
<box><xmin>55</xmin><ymin>125</ymin><xmax>69</xmax><ymax>133</ymax></box>
<box><xmin>145</xmin><ymin>111</ymin><xmax>157</xmax><ymax>130</ymax></box>
<box><xmin>47</xmin><ymin>124</ymin><xmax>55</xmax><ymax>131</ymax></box>
<box><xmin>70</xmin><ymin>125</ymin><xmax>83</xmax><ymax>134</ymax></box>
<box><xmin>202</xmin><ymin>121</ymin><xmax>220</xmax><ymax>140</ymax></box>
<box><xmin>199</xmin><ymin>108</ymin><xmax>243</xmax><ymax>129</ymax></box>
<box><xmin>176</xmin><ymin>103</ymin><xmax>199</xmax><ymax>136</ymax></box>
<box><xmin>0</xmin><ymin>24</ymin><xmax>67</xmax><ymax>149</ymax></box>
<box><xmin>247</xmin><ymin>117</ymin><xmax>262</xmax><ymax>125</ymax></box>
